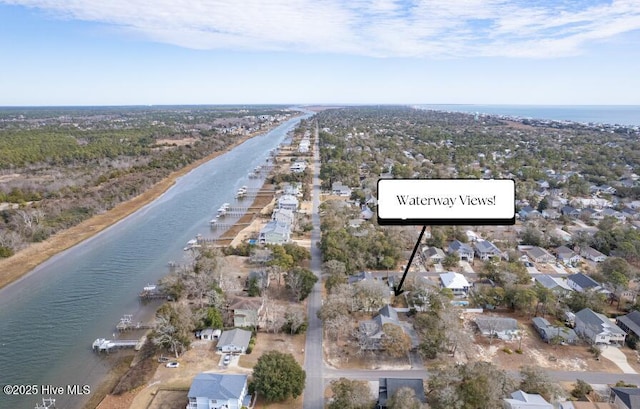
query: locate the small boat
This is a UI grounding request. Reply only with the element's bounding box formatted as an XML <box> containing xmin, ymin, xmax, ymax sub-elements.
<box><xmin>183</xmin><ymin>238</ymin><xmax>201</xmax><ymax>251</ymax></box>
<box><xmin>235</xmin><ymin>186</ymin><xmax>247</xmax><ymax>198</ymax></box>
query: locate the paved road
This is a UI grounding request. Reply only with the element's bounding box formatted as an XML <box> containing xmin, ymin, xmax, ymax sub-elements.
<box><xmin>303</xmin><ymin>120</ymin><xmax>324</xmax><ymax>409</ymax></box>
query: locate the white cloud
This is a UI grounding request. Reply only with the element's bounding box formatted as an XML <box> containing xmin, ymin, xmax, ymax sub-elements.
<box><xmin>3</xmin><ymin>0</ymin><xmax>640</xmax><ymax>58</ymax></box>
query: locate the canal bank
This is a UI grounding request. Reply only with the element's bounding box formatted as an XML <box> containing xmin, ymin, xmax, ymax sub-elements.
<box><xmin>0</xmin><ymin>112</ymin><xmax>312</xmax><ymax>409</ymax></box>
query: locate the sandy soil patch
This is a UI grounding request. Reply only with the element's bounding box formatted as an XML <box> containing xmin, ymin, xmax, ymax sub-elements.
<box><xmin>154</xmin><ymin>137</ymin><xmax>199</xmax><ymax>147</ymax></box>
<box><xmin>463</xmin><ymin>313</ymin><xmax>621</xmax><ymax>373</ymax></box>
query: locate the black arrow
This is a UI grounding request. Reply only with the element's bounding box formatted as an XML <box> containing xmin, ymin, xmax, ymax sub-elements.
<box><xmin>394</xmin><ymin>225</ymin><xmax>427</xmax><ymax>297</ymax></box>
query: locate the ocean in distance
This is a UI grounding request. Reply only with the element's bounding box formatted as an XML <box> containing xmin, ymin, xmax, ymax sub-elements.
<box><xmin>416</xmin><ymin>104</ymin><xmax>640</xmax><ymax>127</ymax></box>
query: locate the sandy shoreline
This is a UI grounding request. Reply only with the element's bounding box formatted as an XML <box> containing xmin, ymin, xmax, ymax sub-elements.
<box><xmin>0</xmin><ymin>125</ymin><xmax>281</xmax><ymax>290</ymax></box>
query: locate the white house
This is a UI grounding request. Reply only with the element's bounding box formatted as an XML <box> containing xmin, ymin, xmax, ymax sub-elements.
<box><xmin>448</xmin><ymin>240</ymin><xmax>474</xmax><ymax>261</ymax></box>
<box><xmin>277</xmin><ymin>194</ymin><xmax>299</xmax><ymax>211</ymax></box>
<box><xmin>567</xmin><ymin>273</ymin><xmax>601</xmax><ymax>293</ymax></box>
<box><xmin>186</xmin><ymin>373</ymin><xmax>250</xmax><ymax>409</ymax></box>
<box><xmin>555</xmin><ymin>246</ymin><xmax>581</xmax><ymax>265</ymax></box>
<box><xmin>475</xmin><ymin>317</ymin><xmax>520</xmax><ymax>340</ymax></box>
<box><xmin>290</xmin><ymin>161</ymin><xmax>307</xmax><ymax>173</ymax></box>
<box><xmin>423</xmin><ymin>246</ymin><xmax>446</xmax><ymax>263</ymax></box>
<box><xmin>580</xmin><ymin>246</ymin><xmax>607</xmax><ymax>262</ymax></box>
<box><xmin>474</xmin><ymin>240</ymin><xmax>504</xmax><ymax>261</ymax></box>
<box><xmin>574</xmin><ymin>308</ymin><xmax>626</xmax><ymax>345</ymax></box>
<box><xmin>522</xmin><ymin>246</ymin><xmax>555</xmax><ymax>264</ymax></box>
<box><xmin>439</xmin><ymin>272</ymin><xmax>470</xmax><ymax>296</ymax></box>
<box><xmin>331</xmin><ymin>181</ymin><xmax>352</xmax><ymax>197</ymax></box>
<box><xmin>503</xmin><ymin>390</ymin><xmax>553</xmax><ymax>409</ymax></box>
<box><xmin>216</xmin><ymin>329</ymin><xmax>252</xmax><ymax>354</ymax></box>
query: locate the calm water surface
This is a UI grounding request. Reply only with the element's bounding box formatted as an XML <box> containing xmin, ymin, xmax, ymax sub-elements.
<box><xmin>0</xmin><ymin>113</ymin><xmax>311</xmax><ymax>409</ymax></box>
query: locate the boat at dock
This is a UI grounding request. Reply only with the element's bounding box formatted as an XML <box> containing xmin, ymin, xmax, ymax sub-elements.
<box><xmin>235</xmin><ymin>185</ymin><xmax>248</xmax><ymax>199</ymax></box>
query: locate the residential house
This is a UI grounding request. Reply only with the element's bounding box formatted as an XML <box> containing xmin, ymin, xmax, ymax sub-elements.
<box><xmin>216</xmin><ymin>329</ymin><xmax>252</xmax><ymax>354</ymax></box>
<box><xmin>534</xmin><ymin>275</ymin><xmax>572</xmax><ymax>297</ymax></box>
<box><xmin>290</xmin><ymin>161</ymin><xmax>307</xmax><ymax>173</ymax></box>
<box><xmin>561</xmin><ymin>205</ymin><xmax>581</xmax><ymax>218</ymax></box>
<box><xmin>360</xmin><ymin>205</ymin><xmax>374</xmax><ymax>220</ymax></box>
<box><xmin>582</xmin><ymin>208</ymin><xmax>603</xmax><ymax>221</ymax></box>
<box><xmin>601</xmin><ymin>208</ymin><xmax>626</xmax><ymax>222</ymax></box>
<box><xmin>422</xmin><ymin>246</ymin><xmax>445</xmax><ymax>263</ymax></box>
<box><xmin>532</xmin><ymin>317</ymin><xmax>577</xmax><ymax>344</ymax></box>
<box><xmin>227</xmin><ymin>296</ymin><xmax>264</xmax><ymax>328</ymax></box>
<box><xmin>331</xmin><ymin>181</ymin><xmax>352</xmax><ymax>197</ymax></box>
<box><xmin>542</xmin><ymin>209</ymin><xmax>561</xmax><ymax>220</ymax></box>
<box><xmin>567</xmin><ymin>273</ymin><xmax>602</xmax><ymax>293</ymax></box>
<box><xmin>277</xmin><ymin>194</ymin><xmax>299</xmax><ymax>211</ymax></box>
<box><xmin>282</xmin><ymin>182</ymin><xmax>302</xmax><ymax>197</ymax></box>
<box><xmin>523</xmin><ymin>246</ymin><xmax>556</xmax><ymax>264</ymax></box>
<box><xmin>475</xmin><ymin>317</ymin><xmax>521</xmax><ymax>340</ymax></box>
<box><xmin>610</xmin><ymin>387</ymin><xmax>640</xmax><ymax>409</ymax></box>
<box><xmin>272</xmin><ymin>208</ymin><xmax>295</xmax><ymax>226</ymax></box>
<box><xmin>519</xmin><ymin>206</ymin><xmax>541</xmax><ymax>220</ymax></box>
<box><xmin>186</xmin><ymin>373</ymin><xmax>250</xmax><ymax>409</ymax></box>
<box><xmin>616</xmin><ymin>311</ymin><xmax>640</xmax><ymax>342</ymax></box>
<box><xmin>503</xmin><ymin>390</ymin><xmax>553</xmax><ymax>409</ymax></box>
<box><xmin>358</xmin><ymin>305</ymin><xmax>414</xmax><ymax>351</ymax></box>
<box><xmin>474</xmin><ymin>240</ymin><xmax>504</xmax><ymax>261</ymax></box>
<box><xmin>258</xmin><ymin>221</ymin><xmax>291</xmax><ymax>245</ymax></box>
<box><xmin>574</xmin><ymin>308</ymin><xmax>626</xmax><ymax>345</ymax></box>
<box><xmin>621</xmin><ymin>207</ymin><xmax>639</xmax><ymax>220</ymax></box>
<box><xmin>580</xmin><ymin>246</ymin><xmax>607</xmax><ymax>262</ymax></box>
<box><xmin>556</xmin><ymin>246</ymin><xmax>581</xmax><ymax>265</ymax></box>
<box><xmin>448</xmin><ymin>240</ymin><xmax>474</xmax><ymax>261</ymax></box>
<box><xmin>377</xmin><ymin>378</ymin><xmax>426</xmax><ymax>409</ymax></box>
<box><xmin>439</xmin><ymin>272</ymin><xmax>471</xmax><ymax>296</ymax></box>
<box><xmin>348</xmin><ymin>271</ymin><xmax>375</xmax><ymax>285</ymax></box>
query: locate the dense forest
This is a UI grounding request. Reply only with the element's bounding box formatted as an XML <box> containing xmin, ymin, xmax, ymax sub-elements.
<box><xmin>0</xmin><ymin>106</ymin><xmax>294</xmax><ymax>257</ymax></box>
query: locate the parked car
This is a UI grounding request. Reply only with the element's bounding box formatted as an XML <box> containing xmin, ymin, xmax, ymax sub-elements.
<box><xmin>157</xmin><ymin>355</ymin><xmax>170</xmax><ymax>363</ymax></box>
<box><xmin>223</xmin><ymin>354</ymin><xmax>231</xmax><ymax>366</ymax></box>
<box><xmin>166</xmin><ymin>362</ymin><xmax>179</xmax><ymax>368</ymax></box>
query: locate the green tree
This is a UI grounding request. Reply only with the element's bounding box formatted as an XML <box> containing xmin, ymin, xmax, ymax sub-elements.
<box><xmin>571</xmin><ymin>379</ymin><xmax>593</xmax><ymax>400</ymax></box>
<box><xmin>329</xmin><ymin>378</ymin><xmax>375</xmax><ymax>409</ymax></box>
<box><xmin>442</xmin><ymin>252</ymin><xmax>459</xmax><ymax>270</ymax></box>
<box><xmin>247</xmin><ymin>276</ymin><xmax>262</xmax><ymax>297</ymax></box>
<box><xmin>285</xmin><ymin>267</ymin><xmax>318</xmax><ymax>301</ymax></box>
<box><xmin>250</xmin><ymin>351</ymin><xmax>305</xmax><ymax>403</ymax></box>
<box><xmin>203</xmin><ymin>307</ymin><xmax>223</xmax><ymax>329</ymax></box>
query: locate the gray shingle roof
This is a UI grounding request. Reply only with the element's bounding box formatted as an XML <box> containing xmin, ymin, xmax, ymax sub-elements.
<box><xmin>617</xmin><ymin>311</ymin><xmax>640</xmax><ymax>337</ymax></box>
<box><xmin>568</xmin><ymin>273</ymin><xmax>600</xmax><ymax>289</ymax></box>
<box><xmin>474</xmin><ymin>240</ymin><xmax>501</xmax><ymax>254</ymax></box>
<box><xmin>576</xmin><ymin>308</ymin><xmax>626</xmax><ymax>336</ymax></box>
<box><xmin>188</xmin><ymin>373</ymin><xmax>247</xmax><ymax>400</ymax></box>
<box><xmin>378</xmin><ymin>378</ymin><xmax>426</xmax><ymax>407</ymax></box>
<box><xmin>217</xmin><ymin>328</ymin><xmax>252</xmax><ymax>349</ymax></box>
<box><xmin>610</xmin><ymin>387</ymin><xmax>640</xmax><ymax>409</ymax></box>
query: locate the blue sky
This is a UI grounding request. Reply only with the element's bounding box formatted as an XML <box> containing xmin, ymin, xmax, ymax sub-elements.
<box><xmin>1</xmin><ymin>0</ymin><xmax>639</xmax><ymax>106</ymax></box>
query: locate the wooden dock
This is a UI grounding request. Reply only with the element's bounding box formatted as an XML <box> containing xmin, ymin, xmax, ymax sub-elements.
<box><xmin>116</xmin><ymin>314</ymin><xmax>154</xmax><ymax>331</ymax></box>
<box><xmin>92</xmin><ymin>337</ymin><xmax>145</xmax><ymax>352</ymax></box>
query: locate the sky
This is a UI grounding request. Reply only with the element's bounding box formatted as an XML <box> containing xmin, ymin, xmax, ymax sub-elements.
<box><xmin>1</xmin><ymin>0</ymin><xmax>640</xmax><ymax>106</ymax></box>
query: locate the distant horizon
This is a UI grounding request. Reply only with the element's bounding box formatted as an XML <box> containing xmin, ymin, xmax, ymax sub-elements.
<box><xmin>1</xmin><ymin>103</ymin><xmax>640</xmax><ymax>109</ymax></box>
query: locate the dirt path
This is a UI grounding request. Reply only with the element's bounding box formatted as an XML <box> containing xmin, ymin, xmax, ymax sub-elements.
<box><xmin>0</xmin><ymin>129</ymin><xmax>278</xmax><ymax>290</ymax></box>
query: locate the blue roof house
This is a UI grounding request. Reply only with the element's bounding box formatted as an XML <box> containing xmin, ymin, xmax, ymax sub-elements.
<box><xmin>187</xmin><ymin>373</ymin><xmax>250</xmax><ymax>409</ymax></box>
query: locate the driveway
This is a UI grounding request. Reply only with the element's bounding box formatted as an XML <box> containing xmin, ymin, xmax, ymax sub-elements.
<box><xmin>601</xmin><ymin>345</ymin><xmax>638</xmax><ymax>374</ymax></box>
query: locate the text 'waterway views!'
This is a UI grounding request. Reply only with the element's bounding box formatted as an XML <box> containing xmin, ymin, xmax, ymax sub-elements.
<box><xmin>377</xmin><ymin>179</ymin><xmax>515</xmax><ymax>225</ymax></box>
